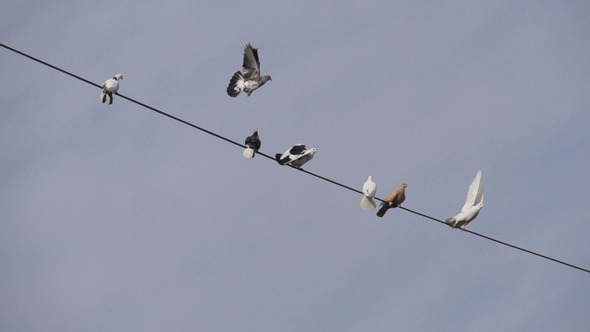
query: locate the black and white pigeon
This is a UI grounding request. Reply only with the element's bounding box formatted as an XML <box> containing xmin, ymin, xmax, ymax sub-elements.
<box><xmin>243</xmin><ymin>129</ymin><xmax>261</xmax><ymax>159</ymax></box>
<box><xmin>275</xmin><ymin>144</ymin><xmax>317</xmax><ymax>168</ymax></box>
<box><xmin>227</xmin><ymin>43</ymin><xmax>272</xmax><ymax>97</ymax></box>
<box><xmin>99</xmin><ymin>74</ymin><xmax>123</xmax><ymax>104</ymax></box>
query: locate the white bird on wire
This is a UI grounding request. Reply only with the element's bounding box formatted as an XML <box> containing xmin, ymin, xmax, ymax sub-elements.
<box><xmin>227</xmin><ymin>43</ymin><xmax>272</xmax><ymax>97</ymax></box>
<box><xmin>360</xmin><ymin>176</ymin><xmax>377</xmax><ymax>210</ymax></box>
<box><xmin>99</xmin><ymin>73</ymin><xmax>123</xmax><ymax>105</ymax></box>
<box><xmin>445</xmin><ymin>170</ymin><xmax>484</xmax><ymax>230</ymax></box>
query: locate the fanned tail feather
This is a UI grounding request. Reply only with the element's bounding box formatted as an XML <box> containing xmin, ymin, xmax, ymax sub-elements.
<box><xmin>227</xmin><ymin>71</ymin><xmax>243</xmax><ymax>97</ymax></box>
<box><xmin>360</xmin><ymin>196</ymin><xmax>376</xmax><ymax>210</ymax></box>
<box><xmin>100</xmin><ymin>91</ymin><xmax>113</xmax><ymax>104</ymax></box>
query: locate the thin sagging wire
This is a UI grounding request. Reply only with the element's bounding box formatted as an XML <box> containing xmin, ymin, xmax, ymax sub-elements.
<box><xmin>2</xmin><ymin>42</ymin><xmax>588</xmax><ymax>275</ymax></box>
<box><xmin>399</xmin><ymin>206</ymin><xmax>590</xmax><ymax>274</ymax></box>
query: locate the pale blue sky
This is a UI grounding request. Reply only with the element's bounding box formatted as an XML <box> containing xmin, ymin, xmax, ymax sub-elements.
<box><xmin>2</xmin><ymin>1</ymin><xmax>590</xmax><ymax>331</ymax></box>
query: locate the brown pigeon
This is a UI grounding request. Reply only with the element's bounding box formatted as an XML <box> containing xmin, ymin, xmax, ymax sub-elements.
<box><xmin>376</xmin><ymin>183</ymin><xmax>407</xmax><ymax>217</ymax></box>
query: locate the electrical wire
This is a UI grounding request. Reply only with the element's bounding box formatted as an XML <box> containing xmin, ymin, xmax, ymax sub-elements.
<box><xmin>399</xmin><ymin>206</ymin><xmax>590</xmax><ymax>273</ymax></box>
<box><xmin>2</xmin><ymin>42</ymin><xmax>589</xmax><ymax>275</ymax></box>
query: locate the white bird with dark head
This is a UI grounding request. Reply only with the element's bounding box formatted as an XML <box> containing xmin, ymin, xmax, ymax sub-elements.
<box><xmin>99</xmin><ymin>73</ymin><xmax>123</xmax><ymax>105</ymax></box>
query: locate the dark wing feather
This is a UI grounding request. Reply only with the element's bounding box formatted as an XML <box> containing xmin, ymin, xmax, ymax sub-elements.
<box><xmin>251</xmin><ymin>137</ymin><xmax>261</xmax><ymax>150</ymax></box>
<box><xmin>245</xmin><ymin>133</ymin><xmax>261</xmax><ymax>150</ymax></box>
<box><xmin>289</xmin><ymin>145</ymin><xmax>306</xmax><ymax>155</ymax></box>
<box><xmin>227</xmin><ymin>71</ymin><xmax>243</xmax><ymax>97</ymax></box>
<box><xmin>251</xmin><ymin>48</ymin><xmax>260</xmax><ymax>69</ymax></box>
<box><xmin>276</xmin><ymin>153</ymin><xmax>291</xmax><ymax>165</ymax></box>
<box><xmin>242</xmin><ymin>43</ymin><xmax>261</xmax><ymax>80</ymax></box>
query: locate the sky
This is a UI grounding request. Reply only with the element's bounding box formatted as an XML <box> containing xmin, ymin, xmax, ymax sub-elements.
<box><xmin>1</xmin><ymin>1</ymin><xmax>590</xmax><ymax>331</ymax></box>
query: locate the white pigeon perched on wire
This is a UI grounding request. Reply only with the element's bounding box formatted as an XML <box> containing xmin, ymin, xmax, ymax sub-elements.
<box><xmin>275</xmin><ymin>144</ymin><xmax>317</xmax><ymax>168</ymax></box>
<box><xmin>243</xmin><ymin>129</ymin><xmax>261</xmax><ymax>159</ymax></box>
<box><xmin>360</xmin><ymin>176</ymin><xmax>377</xmax><ymax>210</ymax></box>
<box><xmin>227</xmin><ymin>43</ymin><xmax>272</xmax><ymax>97</ymax></box>
<box><xmin>99</xmin><ymin>73</ymin><xmax>123</xmax><ymax>104</ymax></box>
<box><xmin>445</xmin><ymin>170</ymin><xmax>484</xmax><ymax>230</ymax></box>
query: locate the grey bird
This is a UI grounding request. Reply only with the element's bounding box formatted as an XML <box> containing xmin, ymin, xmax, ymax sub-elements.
<box><xmin>243</xmin><ymin>129</ymin><xmax>261</xmax><ymax>159</ymax></box>
<box><xmin>275</xmin><ymin>144</ymin><xmax>317</xmax><ymax>168</ymax></box>
<box><xmin>227</xmin><ymin>43</ymin><xmax>272</xmax><ymax>97</ymax></box>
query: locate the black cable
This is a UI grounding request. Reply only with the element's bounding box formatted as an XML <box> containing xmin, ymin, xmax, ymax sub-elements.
<box><xmin>2</xmin><ymin>42</ymin><xmax>588</xmax><ymax>275</ymax></box>
<box><xmin>1</xmin><ymin>43</ymin><xmax>101</xmax><ymax>89</ymax></box>
<box><xmin>399</xmin><ymin>206</ymin><xmax>590</xmax><ymax>274</ymax></box>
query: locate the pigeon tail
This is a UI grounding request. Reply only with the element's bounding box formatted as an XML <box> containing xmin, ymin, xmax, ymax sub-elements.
<box><xmin>360</xmin><ymin>196</ymin><xmax>376</xmax><ymax>210</ymax></box>
<box><xmin>100</xmin><ymin>91</ymin><xmax>113</xmax><ymax>104</ymax></box>
<box><xmin>444</xmin><ymin>218</ymin><xmax>456</xmax><ymax>227</ymax></box>
<box><xmin>376</xmin><ymin>203</ymin><xmax>391</xmax><ymax>217</ymax></box>
<box><xmin>243</xmin><ymin>147</ymin><xmax>255</xmax><ymax>159</ymax></box>
<box><xmin>227</xmin><ymin>71</ymin><xmax>243</xmax><ymax>97</ymax></box>
<box><xmin>275</xmin><ymin>153</ymin><xmax>288</xmax><ymax>165</ymax></box>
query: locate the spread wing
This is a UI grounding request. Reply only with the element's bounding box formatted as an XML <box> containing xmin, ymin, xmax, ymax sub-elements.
<box><xmin>242</xmin><ymin>43</ymin><xmax>261</xmax><ymax>81</ymax></box>
<box><xmin>461</xmin><ymin>170</ymin><xmax>483</xmax><ymax>212</ymax></box>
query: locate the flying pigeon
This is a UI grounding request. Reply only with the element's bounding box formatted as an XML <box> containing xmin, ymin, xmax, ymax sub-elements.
<box><xmin>227</xmin><ymin>43</ymin><xmax>272</xmax><ymax>97</ymax></box>
<box><xmin>360</xmin><ymin>176</ymin><xmax>377</xmax><ymax>210</ymax></box>
<box><xmin>99</xmin><ymin>74</ymin><xmax>123</xmax><ymax>104</ymax></box>
<box><xmin>445</xmin><ymin>170</ymin><xmax>484</xmax><ymax>230</ymax></box>
<box><xmin>376</xmin><ymin>183</ymin><xmax>407</xmax><ymax>217</ymax></box>
<box><xmin>243</xmin><ymin>129</ymin><xmax>261</xmax><ymax>159</ymax></box>
<box><xmin>275</xmin><ymin>144</ymin><xmax>317</xmax><ymax>168</ymax></box>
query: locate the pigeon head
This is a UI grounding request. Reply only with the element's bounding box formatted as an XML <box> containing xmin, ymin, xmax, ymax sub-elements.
<box><xmin>261</xmin><ymin>75</ymin><xmax>272</xmax><ymax>82</ymax></box>
<box><xmin>402</xmin><ymin>183</ymin><xmax>408</xmax><ymax>188</ymax></box>
<box><xmin>114</xmin><ymin>74</ymin><xmax>123</xmax><ymax>80</ymax></box>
